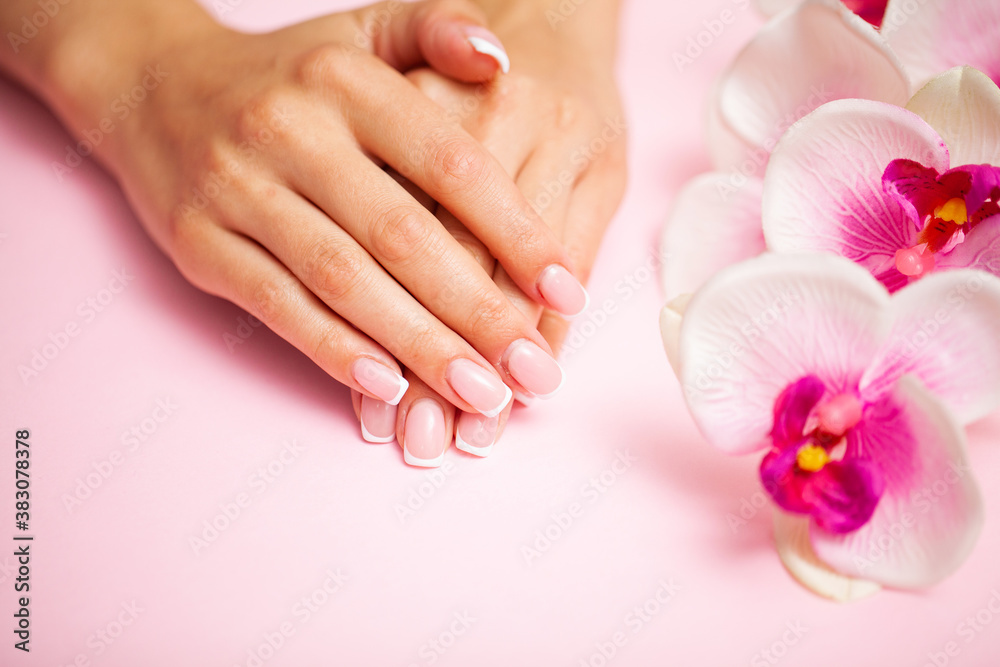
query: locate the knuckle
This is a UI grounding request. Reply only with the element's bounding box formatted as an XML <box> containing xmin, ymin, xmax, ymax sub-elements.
<box><xmin>423</xmin><ymin>135</ymin><xmax>489</xmax><ymax>196</ymax></box>
<box><xmin>293</xmin><ymin>43</ymin><xmax>359</xmax><ymax>90</ymax></box>
<box><xmin>236</xmin><ymin>89</ymin><xmax>295</xmax><ymax>144</ymax></box>
<box><xmin>312</xmin><ymin>322</ymin><xmax>347</xmax><ymax>367</ymax></box>
<box><xmin>462</xmin><ymin>288</ymin><xmax>514</xmax><ymax>339</ymax></box>
<box><xmin>397</xmin><ymin>321</ymin><xmax>440</xmax><ymax>364</ymax></box>
<box><xmin>370</xmin><ymin>207</ymin><xmax>433</xmax><ymax>265</ymax></box>
<box><xmin>553</xmin><ymin>95</ymin><xmax>588</xmax><ymax>132</ymax></box>
<box><xmin>249</xmin><ymin>275</ymin><xmax>295</xmax><ymax>324</ymax></box>
<box><xmin>501</xmin><ymin>213</ymin><xmax>545</xmax><ymax>260</ymax></box>
<box><xmin>304</xmin><ymin>241</ymin><xmax>368</xmax><ymax>304</ymax></box>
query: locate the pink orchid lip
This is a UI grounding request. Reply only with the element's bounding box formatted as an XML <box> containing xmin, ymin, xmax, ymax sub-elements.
<box><xmin>882</xmin><ymin>158</ymin><xmax>1000</xmax><ymax>284</ymax></box>
<box><xmin>759</xmin><ymin>376</ymin><xmax>883</xmax><ymax>534</ymax></box>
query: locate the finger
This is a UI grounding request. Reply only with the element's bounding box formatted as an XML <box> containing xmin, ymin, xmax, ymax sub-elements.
<box><xmin>333</xmin><ymin>55</ymin><xmax>589</xmax><ymax>317</ymax></box>
<box><xmin>396</xmin><ymin>370</ymin><xmax>455</xmax><ymax>467</ymax></box>
<box><xmin>535</xmin><ymin>166</ymin><xmax>627</xmax><ymax>361</ymax></box>
<box><xmin>392</xmin><ymin>218</ymin><xmax>513</xmax><ymax>460</ymax></box>
<box><xmin>351</xmin><ymin>389</ymin><xmax>399</xmax><ymax>444</ymax></box>
<box><xmin>537</xmin><ymin>308</ymin><xmax>573</xmax><ymax>358</ymax></box>
<box><xmin>562</xmin><ymin>165</ymin><xmax>627</xmax><ymax>287</ymax></box>
<box><xmin>226</xmin><ymin>180</ymin><xmax>517</xmax><ymax>417</ymax></box>
<box><xmin>169</xmin><ymin>214</ymin><xmax>410</xmax><ymax>406</ymax></box>
<box><xmin>351</xmin><ymin>0</ymin><xmax>509</xmax><ymax>81</ymax></box>
<box><xmin>280</xmin><ymin>131</ymin><xmax>563</xmax><ymax>401</ymax></box>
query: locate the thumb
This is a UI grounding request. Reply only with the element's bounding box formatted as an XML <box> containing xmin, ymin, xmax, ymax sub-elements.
<box><xmin>360</xmin><ymin>0</ymin><xmax>510</xmax><ymax>82</ymax></box>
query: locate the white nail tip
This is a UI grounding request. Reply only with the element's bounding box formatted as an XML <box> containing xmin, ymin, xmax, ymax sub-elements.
<box><xmin>361</xmin><ymin>421</ymin><xmax>395</xmax><ymax>444</ymax></box>
<box><xmin>467</xmin><ymin>36</ymin><xmax>510</xmax><ymax>74</ymax></box>
<box><xmin>455</xmin><ymin>432</ymin><xmax>494</xmax><ymax>458</ymax></box>
<box><xmin>403</xmin><ymin>449</ymin><xmax>445</xmax><ymax>468</ymax></box>
<box><xmin>513</xmin><ymin>391</ymin><xmax>535</xmax><ymax>406</ymax></box>
<box><xmin>387</xmin><ymin>376</ymin><xmax>409</xmax><ymax>406</ymax></box>
<box><xmin>479</xmin><ymin>384</ymin><xmax>513</xmax><ymax>419</ymax></box>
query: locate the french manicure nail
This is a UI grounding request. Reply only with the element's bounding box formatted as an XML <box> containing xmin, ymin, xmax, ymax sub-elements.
<box><xmin>360</xmin><ymin>395</ymin><xmax>397</xmax><ymax>444</ymax></box>
<box><xmin>447</xmin><ymin>358</ymin><xmax>512</xmax><ymax>418</ymax></box>
<box><xmin>513</xmin><ymin>390</ymin><xmax>535</xmax><ymax>407</ymax></box>
<box><xmin>403</xmin><ymin>399</ymin><xmax>446</xmax><ymax>467</ymax></box>
<box><xmin>538</xmin><ymin>264</ymin><xmax>589</xmax><ymax>317</ymax></box>
<box><xmin>463</xmin><ymin>26</ymin><xmax>510</xmax><ymax>74</ymax></box>
<box><xmin>352</xmin><ymin>358</ymin><xmax>408</xmax><ymax>405</ymax></box>
<box><xmin>455</xmin><ymin>412</ymin><xmax>499</xmax><ymax>458</ymax></box>
<box><xmin>503</xmin><ymin>339</ymin><xmax>565</xmax><ymax>399</ymax></box>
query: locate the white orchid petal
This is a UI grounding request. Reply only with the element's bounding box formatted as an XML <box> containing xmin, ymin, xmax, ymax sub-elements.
<box><xmin>714</xmin><ymin>0</ymin><xmax>909</xmax><ymax>172</ymax></box>
<box><xmin>861</xmin><ymin>270</ymin><xmax>1000</xmax><ymax>424</ymax></box>
<box><xmin>660</xmin><ymin>173</ymin><xmax>766</xmax><ymax>301</ymax></box>
<box><xmin>773</xmin><ymin>510</ymin><xmax>882</xmax><ymax>601</ymax></box>
<box><xmin>811</xmin><ymin>376</ymin><xmax>984</xmax><ymax>589</ymax></box>
<box><xmin>661</xmin><ymin>294</ymin><xmax>693</xmax><ymax>377</ymax></box>
<box><xmin>883</xmin><ymin>0</ymin><xmax>1000</xmax><ymax>91</ymax></box>
<box><xmin>763</xmin><ymin>99</ymin><xmax>950</xmax><ymax>276</ymax></box>
<box><xmin>706</xmin><ymin>78</ymin><xmax>767</xmax><ymax>175</ymax></box>
<box><xmin>754</xmin><ymin>0</ymin><xmax>799</xmax><ymax>19</ymax></box>
<box><xmin>679</xmin><ymin>253</ymin><xmax>888</xmax><ymax>455</ymax></box>
<box><xmin>906</xmin><ymin>66</ymin><xmax>1000</xmax><ymax>167</ymax></box>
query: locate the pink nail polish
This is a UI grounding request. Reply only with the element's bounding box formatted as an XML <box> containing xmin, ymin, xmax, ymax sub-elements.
<box><xmin>447</xmin><ymin>358</ymin><xmax>512</xmax><ymax>418</ymax></box>
<box><xmin>360</xmin><ymin>395</ymin><xmax>397</xmax><ymax>444</ymax></box>
<box><xmin>503</xmin><ymin>339</ymin><xmax>565</xmax><ymax>399</ymax></box>
<box><xmin>403</xmin><ymin>399</ymin><xmax>446</xmax><ymax>467</ymax></box>
<box><xmin>352</xmin><ymin>358</ymin><xmax>408</xmax><ymax>405</ymax></box>
<box><xmin>462</xmin><ymin>26</ymin><xmax>510</xmax><ymax>74</ymax></box>
<box><xmin>455</xmin><ymin>412</ymin><xmax>499</xmax><ymax>457</ymax></box>
<box><xmin>537</xmin><ymin>264</ymin><xmax>589</xmax><ymax>318</ymax></box>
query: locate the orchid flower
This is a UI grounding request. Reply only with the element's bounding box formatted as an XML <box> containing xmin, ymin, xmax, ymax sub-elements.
<box><xmin>662</xmin><ymin>67</ymin><xmax>1000</xmax><ymax>300</ymax></box>
<box><xmin>765</xmin><ymin>67</ymin><xmax>1000</xmax><ymax>292</ymax></box>
<box><xmin>712</xmin><ymin>0</ymin><xmax>1000</xmax><ymax>181</ymax></box>
<box><xmin>660</xmin><ymin>253</ymin><xmax>1000</xmax><ymax>597</ymax></box>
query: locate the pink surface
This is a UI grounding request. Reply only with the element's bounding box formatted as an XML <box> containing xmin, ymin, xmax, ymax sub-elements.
<box><xmin>3</xmin><ymin>1</ymin><xmax>1000</xmax><ymax>665</ymax></box>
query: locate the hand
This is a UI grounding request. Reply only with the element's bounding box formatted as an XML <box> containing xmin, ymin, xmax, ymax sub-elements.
<box><xmin>351</xmin><ymin>7</ymin><xmax>627</xmax><ymax>464</ymax></box>
<box><xmin>1</xmin><ymin>0</ymin><xmax>589</xmax><ymax>420</ymax></box>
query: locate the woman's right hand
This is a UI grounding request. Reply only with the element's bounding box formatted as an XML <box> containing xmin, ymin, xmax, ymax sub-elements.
<box><xmin>12</xmin><ymin>0</ymin><xmax>587</xmax><ymax>418</ymax></box>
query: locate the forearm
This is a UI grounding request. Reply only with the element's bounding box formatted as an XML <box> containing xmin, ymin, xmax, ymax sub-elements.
<box><xmin>0</xmin><ymin>0</ymin><xmax>219</xmax><ymax>137</ymax></box>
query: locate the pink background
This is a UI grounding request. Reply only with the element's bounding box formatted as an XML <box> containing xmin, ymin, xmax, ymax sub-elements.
<box><xmin>4</xmin><ymin>0</ymin><xmax>1000</xmax><ymax>665</ymax></box>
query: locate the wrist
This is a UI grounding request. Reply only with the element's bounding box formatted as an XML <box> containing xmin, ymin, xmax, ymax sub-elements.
<box><xmin>31</xmin><ymin>2</ymin><xmax>224</xmax><ymax>140</ymax></box>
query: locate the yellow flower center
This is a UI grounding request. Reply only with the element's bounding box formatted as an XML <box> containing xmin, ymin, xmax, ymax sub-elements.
<box><xmin>796</xmin><ymin>444</ymin><xmax>830</xmax><ymax>473</ymax></box>
<box><xmin>934</xmin><ymin>198</ymin><xmax>968</xmax><ymax>225</ymax></box>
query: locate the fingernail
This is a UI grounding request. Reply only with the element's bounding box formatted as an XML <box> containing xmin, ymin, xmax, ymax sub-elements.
<box><xmin>360</xmin><ymin>395</ymin><xmax>397</xmax><ymax>444</ymax></box>
<box><xmin>513</xmin><ymin>390</ymin><xmax>535</xmax><ymax>407</ymax></box>
<box><xmin>455</xmin><ymin>412</ymin><xmax>498</xmax><ymax>457</ymax></box>
<box><xmin>403</xmin><ymin>399</ymin><xmax>446</xmax><ymax>467</ymax></box>
<box><xmin>463</xmin><ymin>26</ymin><xmax>510</xmax><ymax>74</ymax></box>
<box><xmin>538</xmin><ymin>264</ymin><xmax>589</xmax><ymax>318</ymax></box>
<box><xmin>353</xmin><ymin>358</ymin><xmax>408</xmax><ymax>405</ymax></box>
<box><xmin>447</xmin><ymin>358</ymin><xmax>512</xmax><ymax>418</ymax></box>
<box><xmin>503</xmin><ymin>339</ymin><xmax>565</xmax><ymax>399</ymax></box>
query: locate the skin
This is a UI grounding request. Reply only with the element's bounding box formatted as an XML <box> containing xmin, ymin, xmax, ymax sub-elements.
<box><xmin>0</xmin><ymin>0</ymin><xmax>625</xmax><ymax>463</ymax></box>
<box><xmin>354</xmin><ymin>0</ymin><xmax>627</xmax><ymax>458</ymax></box>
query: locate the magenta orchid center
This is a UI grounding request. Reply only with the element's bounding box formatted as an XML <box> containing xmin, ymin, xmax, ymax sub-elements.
<box><xmin>842</xmin><ymin>0</ymin><xmax>888</xmax><ymax>28</ymax></box>
<box><xmin>884</xmin><ymin>159</ymin><xmax>1000</xmax><ymax>279</ymax></box>
<box><xmin>760</xmin><ymin>376</ymin><xmax>884</xmax><ymax>534</ymax></box>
